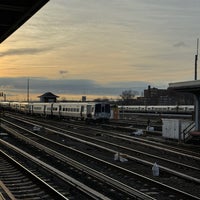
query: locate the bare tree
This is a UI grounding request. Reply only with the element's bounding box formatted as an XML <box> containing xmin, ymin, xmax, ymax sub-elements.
<box><xmin>120</xmin><ymin>90</ymin><xmax>138</xmax><ymax>105</ymax></box>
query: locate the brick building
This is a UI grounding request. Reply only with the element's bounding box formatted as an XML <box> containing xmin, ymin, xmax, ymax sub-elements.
<box><xmin>135</xmin><ymin>85</ymin><xmax>194</xmax><ymax>105</ymax></box>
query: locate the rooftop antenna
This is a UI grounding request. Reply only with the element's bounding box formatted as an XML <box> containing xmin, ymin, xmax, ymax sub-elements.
<box><xmin>194</xmin><ymin>38</ymin><xmax>199</xmax><ymax>80</ymax></box>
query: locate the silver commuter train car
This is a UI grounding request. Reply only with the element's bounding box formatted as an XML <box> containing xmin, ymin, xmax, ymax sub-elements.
<box><xmin>118</xmin><ymin>105</ymin><xmax>194</xmax><ymax>114</ymax></box>
<box><xmin>51</xmin><ymin>102</ymin><xmax>111</xmax><ymax>122</ymax></box>
<box><xmin>0</xmin><ymin>101</ymin><xmax>111</xmax><ymax>122</ymax></box>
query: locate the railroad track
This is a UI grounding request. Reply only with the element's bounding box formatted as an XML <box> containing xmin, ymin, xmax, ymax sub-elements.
<box><xmin>1</xmin><ymin>124</ymin><xmax>152</xmax><ymax>200</ymax></box>
<box><xmin>3</xmin><ymin>113</ymin><xmax>200</xmax><ymax>162</ymax></box>
<box><xmin>7</xmin><ymin>113</ymin><xmax>200</xmax><ymax>166</ymax></box>
<box><xmin>0</xmin><ymin>149</ymin><xmax>68</xmax><ymax>200</ymax></box>
<box><xmin>0</xmin><ymin>139</ymin><xmax>116</xmax><ymax>200</ymax></box>
<box><xmin>1</xmin><ymin>115</ymin><xmax>200</xmax><ymax>199</ymax></box>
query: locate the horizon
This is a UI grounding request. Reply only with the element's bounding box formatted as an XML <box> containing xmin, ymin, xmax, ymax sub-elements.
<box><xmin>1</xmin><ymin>0</ymin><xmax>200</xmax><ymax>100</ymax></box>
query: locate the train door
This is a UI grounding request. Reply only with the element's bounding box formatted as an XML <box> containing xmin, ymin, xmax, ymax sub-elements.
<box><xmin>29</xmin><ymin>104</ymin><xmax>33</xmax><ymax>115</ymax></box>
<box><xmin>59</xmin><ymin>105</ymin><xmax>62</xmax><ymax>117</ymax></box>
<box><xmin>86</xmin><ymin>105</ymin><xmax>93</xmax><ymax>118</ymax></box>
<box><xmin>43</xmin><ymin>104</ymin><xmax>46</xmax><ymax>116</ymax></box>
<box><xmin>105</xmin><ymin>104</ymin><xmax>111</xmax><ymax>114</ymax></box>
<box><xmin>80</xmin><ymin>105</ymin><xmax>84</xmax><ymax>120</ymax></box>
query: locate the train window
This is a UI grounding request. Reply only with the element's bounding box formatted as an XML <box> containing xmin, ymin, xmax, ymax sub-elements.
<box><xmin>105</xmin><ymin>104</ymin><xmax>110</xmax><ymax>113</ymax></box>
<box><xmin>34</xmin><ymin>107</ymin><xmax>41</xmax><ymax>110</ymax></box>
<box><xmin>95</xmin><ymin>104</ymin><xmax>101</xmax><ymax>113</ymax></box>
<box><xmin>81</xmin><ymin>106</ymin><xmax>84</xmax><ymax>112</ymax></box>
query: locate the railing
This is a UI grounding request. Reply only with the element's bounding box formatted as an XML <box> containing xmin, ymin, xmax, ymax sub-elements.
<box><xmin>182</xmin><ymin>121</ymin><xmax>195</xmax><ymax>142</ymax></box>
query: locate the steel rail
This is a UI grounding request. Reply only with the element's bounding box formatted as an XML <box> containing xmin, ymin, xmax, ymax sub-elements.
<box><xmin>4</xmin><ymin>116</ymin><xmax>199</xmax><ymax>182</ymax></box>
<box><xmin>0</xmin><ymin>149</ymin><xmax>68</xmax><ymax>200</ymax></box>
<box><xmin>0</xmin><ymin>139</ymin><xmax>111</xmax><ymax>200</ymax></box>
<box><xmin>1</xmin><ymin>124</ymin><xmax>154</xmax><ymax>200</ymax></box>
<box><xmin>1</xmin><ymin>121</ymin><xmax>200</xmax><ymax>199</ymax></box>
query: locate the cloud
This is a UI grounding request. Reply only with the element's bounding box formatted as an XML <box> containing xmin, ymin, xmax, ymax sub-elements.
<box><xmin>173</xmin><ymin>42</ymin><xmax>187</xmax><ymax>48</ymax></box>
<box><xmin>59</xmin><ymin>70</ymin><xmax>68</xmax><ymax>75</ymax></box>
<box><xmin>59</xmin><ymin>70</ymin><xmax>68</xmax><ymax>78</ymax></box>
<box><xmin>0</xmin><ymin>77</ymin><xmax>151</xmax><ymax>99</ymax></box>
<box><xmin>0</xmin><ymin>47</ymin><xmax>51</xmax><ymax>57</ymax></box>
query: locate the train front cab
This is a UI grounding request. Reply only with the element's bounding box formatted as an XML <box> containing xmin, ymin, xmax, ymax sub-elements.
<box><xmin>92</xmin><ymin>103</ymin><xmax>111</xmax><ymax>123</ymax></box>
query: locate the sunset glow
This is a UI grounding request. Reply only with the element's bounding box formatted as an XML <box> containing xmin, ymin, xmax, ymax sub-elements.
<box><xmin>1</xmin><ymin>0</ymin><xmax>200</xmax><ymax>101</ymax></box>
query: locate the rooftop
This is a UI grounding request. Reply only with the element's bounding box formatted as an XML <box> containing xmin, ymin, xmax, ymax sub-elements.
<box><xmin>169</xmin><ymin>80</ymin><xmax>200</xmax><ymax>94</ymax></box>
<box><xmin>0</xmin><ymin>0</ymin><xmax>49</xmax><ymax>43</ymax></box>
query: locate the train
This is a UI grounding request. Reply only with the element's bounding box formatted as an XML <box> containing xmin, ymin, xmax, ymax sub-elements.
<box><xmin>0</xmin><ymin>101</ymin><xmax>111</xmax><ymax>122</ymax></box>
<box><xmin>118</xmin><ymin>105</ymin><xmax>194</xmax><ymax>114</ymax></box>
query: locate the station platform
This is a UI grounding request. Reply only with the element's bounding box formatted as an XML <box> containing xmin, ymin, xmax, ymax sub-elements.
<box><xmin>169</xmin><ymin>80</ymin><xmax>200</xmax><ymax>141</ymax></box>
<box><xmin>169</xmin><ymin>80</ymin><xmax>200</xmax><ymax>94</ymax></box>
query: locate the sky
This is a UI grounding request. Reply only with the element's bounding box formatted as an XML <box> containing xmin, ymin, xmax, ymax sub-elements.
<box><xmin>0</xmin><ymin>0</ymin><xmax>200</xmax><ymax>101</ymax></box>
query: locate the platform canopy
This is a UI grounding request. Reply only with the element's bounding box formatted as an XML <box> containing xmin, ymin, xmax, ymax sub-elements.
<box><xmin>169</xmin><ymin>80</ymin><xmax>200</xmax><ymax>131</ymax></box>
<box><xmin>169</xmin><ymin>80</ymin><xmax>200</xmax><ymax>95</ymax></box>
<box><xmin>0</xmin><ymin>0</ymin><xmax>49</xmax><ymax>43</ymax></box>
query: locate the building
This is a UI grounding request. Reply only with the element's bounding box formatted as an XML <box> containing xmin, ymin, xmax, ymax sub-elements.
<box><xmin>38</xmin><ymin>92</ymin><xmax>59</xmax><ymax>102</ymax></box>
<box><xmin>134</xmin><ymin>85</ymin><xmax>194</xmax><ymax>105</ymax></box>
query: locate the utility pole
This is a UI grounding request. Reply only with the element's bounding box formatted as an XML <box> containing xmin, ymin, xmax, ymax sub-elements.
<box><xmin>194</xmin><ymin>38</ymin><xmax>199</xmax><ymax>131</ymax></box>
<box><xmin>27</xmin><ymin>78</ymin><xmax>30</xmax><ymax>102</ymax></box>
<box><xmin>194</xmin><ymin>38</ymin><xmax>199</xmax><ymax>80</ymax></box>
